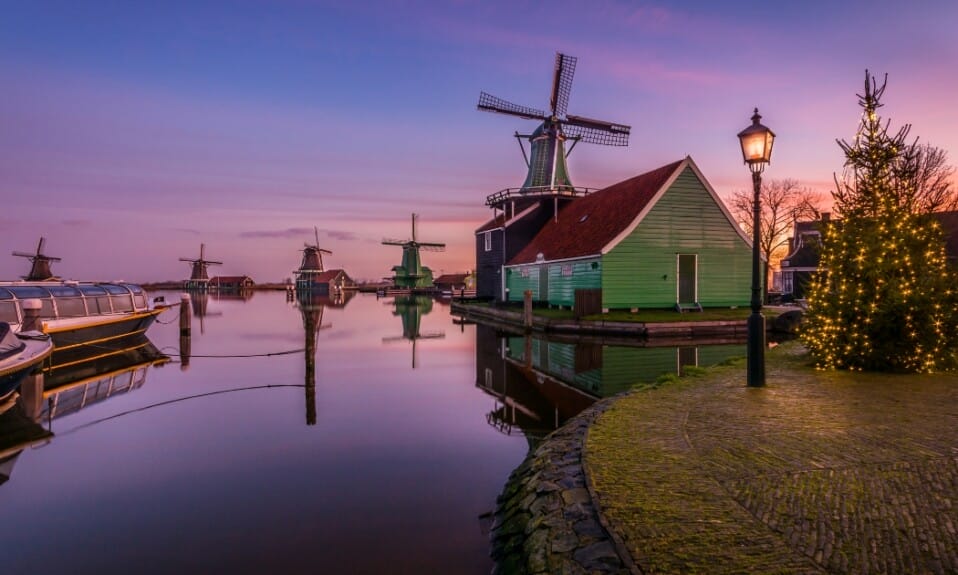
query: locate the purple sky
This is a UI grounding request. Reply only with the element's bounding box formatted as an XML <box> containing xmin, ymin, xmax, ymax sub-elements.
<box><xmin>2</xmin><ymin>1</ymin><xmax>957</xmax><ymax>283</ymax></box>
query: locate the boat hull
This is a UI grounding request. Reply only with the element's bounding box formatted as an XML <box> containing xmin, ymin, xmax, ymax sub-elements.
<box><xmin>0</xmin><ymin>336</ymin><xmax>54</xmax><ymax>401</ymax></box>
<box><xmin>43</xmin><ymin>308</ymin><xmax>163</xmax><ymax>370</ymax></box>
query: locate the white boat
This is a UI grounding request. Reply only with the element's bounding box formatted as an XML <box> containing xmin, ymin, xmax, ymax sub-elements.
<box><xmin>0</xmin><ymin>322</ymin><xmax>53</xmax><ymax>401</ymax></box>
<box><xmin>0</xmin><ymin>281</ymin><xmax>167</xmax><ymax>366</ymax></box>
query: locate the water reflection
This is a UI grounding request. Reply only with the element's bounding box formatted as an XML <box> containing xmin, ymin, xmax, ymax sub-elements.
<box><xmin>39</xmin><ymin>337</ymin><xmax>170</xmax><ymax>425</ymax></box>
<box><xmin>1</xmin><ymin>334</ymin><xmax>168</xmax><ymax>487</ymax></box>
<box><xmin>475</xmin><ymin>324</ymin><xmax>745</xmax><ymax>441</ymax></box>
<box><xmin>382</xmin><ymin>295</ymin><xmax>445</xmax><ymax>368</ymax></box>
<box><xmin>0</xmin><ymin>397</ymin><xmax>51</xmax><ymax>487</ymax></box>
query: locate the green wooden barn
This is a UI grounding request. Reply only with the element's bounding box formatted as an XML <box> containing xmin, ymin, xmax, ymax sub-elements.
<box><xmin>502</xmin><ymin>157</ymin><xmax>756</xmax><ymax>311</ymax></box>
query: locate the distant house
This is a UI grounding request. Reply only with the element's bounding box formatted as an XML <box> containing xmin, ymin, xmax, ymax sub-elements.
<box><xmin>433</xmin><ymin>272</ymin><xmax>475</xmax><ymax>293</ymax></box>
<box><xmin>209</xmin><ymin>276</ymin><xmax>254</xmax><ymax>290</ymax></box>
<box><xmin>779</xmin><ymin>215</ymin><xmax>829</xmax><ymax>300</ymax></box>
<box><xmin>780</xmin><ymin>210</ymin><xmax>958</xmax><ymax>300</ymax></box>
<box><xmin>303</xmin><ymin>269</ymin><xmax>356</xmax><ymax>295</ymax></box>
<box><xmin>501</xmin><ymin>157</ymin><xmax>755</xmax><ymax>311</ymax></box>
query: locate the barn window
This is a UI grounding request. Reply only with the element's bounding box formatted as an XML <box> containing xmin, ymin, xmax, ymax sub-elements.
<box><xmin>484</xmin><ymin>231</ymin><xmax>492</xmax><ymax>252</ymax></box>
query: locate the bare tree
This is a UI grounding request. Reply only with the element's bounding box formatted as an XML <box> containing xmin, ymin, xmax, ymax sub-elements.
<box><xmin>729</xmin><ymin>179</ymin><xmax>822</xmax><ymax>294</ymax></box>
<box><xmin>895</xmin><ymin>143</ymin><xmax>958</xmax><ymax>213</ymax></box>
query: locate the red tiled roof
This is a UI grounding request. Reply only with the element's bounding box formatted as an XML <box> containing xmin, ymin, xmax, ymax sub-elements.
<box><xmin>434</xmin><ymin>273</ymin><xmax>469</xmax><ymax>284</ymax></box>
<box><xmin>210</xmin><ymin>276</ymin><xmax>253</xmax><ymax>284</ymax></box>
<box><xmin>508</xmin><ymin>160</ymin><xmax>685</xmax><ymax>265</ymax></box>
<box><xmin>312</xmin><ymin>269</ymin><xmax>347</xmax><ymax>283</ymax></box>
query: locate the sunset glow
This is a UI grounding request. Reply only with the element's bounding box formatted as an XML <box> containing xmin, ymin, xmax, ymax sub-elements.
<box><xmin>2</xmin><ymin>1</ymin><xmax>956</xmax><ymax>282</ymax></box>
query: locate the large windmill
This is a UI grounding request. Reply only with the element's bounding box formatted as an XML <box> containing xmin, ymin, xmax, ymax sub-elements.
<box><xmin>477</xmin><ymin>52</ymin><xmax>631</xmax><ymax>211</ymax></box>
<box><xmin>382</xmin><ymin>214</ymin><xmax>445</xmax><ymax>289</ymax></box>
<box><xmin>12</xmin><ymin>237</ymin><xmax>61</xmax><ymax>281</ymax></box>
<box><xmin>474</xmin><ymin>52</ymin><xmax>631</xmax><ymax>301</ymax></box>
<box><xmin>179</xmin><ymin>243</ymin><xmax>222</xmax><ymax>290</ymax></box>
<box><xmin>294</xmin><ymin>227</ymin><xmax>333</xmax><ymax>291</ymax></box>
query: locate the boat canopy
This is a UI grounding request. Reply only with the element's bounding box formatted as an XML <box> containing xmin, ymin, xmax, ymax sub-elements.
<box><xmin>0</xmin><ymin>283</ymin><xmax>149</xmax><ymax>326</ymax></box>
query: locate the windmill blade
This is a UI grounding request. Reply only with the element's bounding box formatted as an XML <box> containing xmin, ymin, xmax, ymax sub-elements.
<box><xmin>319</xmin><ymin>248</ymin><xmax>333</xmax><ymax>255</ymax></box>
<box><xmin>562</xmin><ymin>114</ymin><xmax>631</xmax><ymax>146</ymax></box>
<box><xmin>382</xmin><ymin>238</ymin><xmax>408</xmax><ymax>245</ymax></box>
<box><xmin>179</xmin><ymin>258</ymin><xmax>196</xmax><ymax>262</ymax></box>
<box><xmin>550</xmin><ymin>53</ymin><xmax>577</xmax><ymax>118</ymax></box>
<box><xmin>12</xmin><ymin>251</ymin><xmax>37</xmax><ymax>258</ymax></box>
<box><xmin>45</xmin><ymin>256</ymin><xmax>63</xmax><ymax>262</ymax></box>
<box><xmin>207</xmin><ymin>260</ymin><xmax>224</xmax><ymax>265</ymax></box>
<box><xmin>478</xmin><ymin>92</ymin><xmax>548</xmax><ymax>121</ymax></box>
<box><xmin>37</xmin><ymin>237</ymin><xmax>46</xmax><ymax>255</ymax></box>
<box><xmin>420</xmin><ymin>245</ymin><xmax>446</xmax><ymax>252</ymax></box>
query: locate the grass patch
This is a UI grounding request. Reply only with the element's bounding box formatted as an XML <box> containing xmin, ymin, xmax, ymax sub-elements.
<box><xmin>582</xmin><ymin>308</ymin><xmax>752</xmax><ymax>323</ymax></box>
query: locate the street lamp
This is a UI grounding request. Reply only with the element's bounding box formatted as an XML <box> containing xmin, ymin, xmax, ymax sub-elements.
<box><xmin>737</xmin><ymin>108</ymin><xmax>775</xmax><ymax>387</ymax></box>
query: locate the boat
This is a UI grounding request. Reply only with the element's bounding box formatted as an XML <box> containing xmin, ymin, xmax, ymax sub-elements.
<box><xmin>0</xmin><ymin>281</ymin><xmax>167</xmax><ymax>366</ymax></box>
<box><xmin>0</xmin><ymin>322</ymin><xmax>53</xmax><ymax>401</ymax></box>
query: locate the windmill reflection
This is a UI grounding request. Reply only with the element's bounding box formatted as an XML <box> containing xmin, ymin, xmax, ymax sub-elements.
<box><xmin>382</xmin><ymin>296</ymin><xmax>444</xmax><ymax>369</ymax></box>
<box><xmin>293</xmin><ymin>291</ymin><xmax>352</xmax><ymax>425</ymax></box>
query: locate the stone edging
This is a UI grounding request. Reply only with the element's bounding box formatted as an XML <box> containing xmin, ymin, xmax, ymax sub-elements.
<box><xmin>489</xmin><ymin>398</ymin><xmax>637</xmax><ymax>575</ymax></box>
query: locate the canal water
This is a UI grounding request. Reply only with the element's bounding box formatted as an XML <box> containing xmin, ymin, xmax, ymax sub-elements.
<box><xmin>0</xmin><ymin>291</ymin><xmax>743</xmax><ymax>574</ymax></box>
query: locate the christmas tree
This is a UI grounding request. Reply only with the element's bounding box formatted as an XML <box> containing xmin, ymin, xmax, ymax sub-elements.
<box><xmin>801</xmin><ymin>71</ymin><xmax>957</xmax><ymax>372</ymax></box>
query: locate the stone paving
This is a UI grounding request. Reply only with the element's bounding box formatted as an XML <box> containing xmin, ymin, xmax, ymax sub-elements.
<box><xmin>586</xmin><ymin>344</ymin><xmax>958</xmax><ymax>574</ymax></box>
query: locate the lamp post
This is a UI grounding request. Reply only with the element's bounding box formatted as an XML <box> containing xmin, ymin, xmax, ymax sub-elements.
<box><xmin>737</xmin><ymin>108</ymin><xmax>775</xmax><ymax>387</ymax></box>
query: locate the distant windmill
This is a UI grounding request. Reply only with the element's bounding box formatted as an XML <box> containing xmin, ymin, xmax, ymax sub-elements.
<box><xmin>382</xmin><ymin>214</ymin><xmax>445</xmax><ymax>289</ymax></box>
<box><xmin>294</xmin><ymin>227</ymin><xmax>333</xmax><ymax>291</ymax></box>
<box><xmin>12</xmin><ymin>237</ymin><xmax>61</xmax><ymax>281</ymax></box>
<box><xmin>179</xmin><ymin>243</ymin><xmax>222</xmax><ymax>290</ymax></box>
<box><xmin>478</xmin><ymin>52</ymin><xmax>631</xmax><ymax>208</ymax></box>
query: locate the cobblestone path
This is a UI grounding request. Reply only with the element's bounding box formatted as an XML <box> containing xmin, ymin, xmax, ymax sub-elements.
<box><xmin>585</xmin><ymin>346</ymin><xmax>958</xmax><ymax>574</ymax></box>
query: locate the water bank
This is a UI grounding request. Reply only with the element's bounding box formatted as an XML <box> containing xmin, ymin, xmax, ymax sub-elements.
<box><xmin>452</xmin><ymin>301</ymin><xmax>802</xmax><ymax>338</ymax></box>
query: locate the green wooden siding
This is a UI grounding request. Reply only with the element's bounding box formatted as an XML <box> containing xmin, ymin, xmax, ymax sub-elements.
<box><xmin>603</xmin><ymin>167</ymin><xmax>753</xmax><ymax>309</ymax></box>
<box><xmin>505</xmin><ymin>259</ymin><xmax>601</xmax><ymax>305</ymax></box>
<box><xmin>546</xmin><ymin>260</ymin><xmax>601</xmax><ymax>307</ymax></box>
<box><xmin>505</xmin><ymin>266</ymin><xmax>540</xmax><ymax>301</ymax></box>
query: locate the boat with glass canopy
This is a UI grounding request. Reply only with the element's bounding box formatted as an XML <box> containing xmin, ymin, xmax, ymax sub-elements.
<box><xmin>0</xmin><ymin>281</ymin><xmax>167</xmax><ymax>366</ymax></box>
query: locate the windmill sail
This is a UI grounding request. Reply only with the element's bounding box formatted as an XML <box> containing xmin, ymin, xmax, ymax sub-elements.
<box><xmin>477</xmin><ymin>52</ymin><xmax>631</xmax><ymax>205</ymax></box>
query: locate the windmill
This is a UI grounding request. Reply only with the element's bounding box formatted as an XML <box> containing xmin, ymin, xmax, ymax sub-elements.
<box><xmin>477</xmin><ymin>52</ymin><xmax>631</xmax><ymax>212</ymax></box>
<box><xmin>294</xmin><ymin>227</ymin><xmax>333</xmax><ymax>291</ymax></box>
<box><xmin>179</xmin><ymin>243</ymin><xmax>222</xmax><ymax>290</ymax></box>
<box><xmin>12</xmin><ymin>237</ymin><xmax>62</xmax><ymax>281</ymax></box>
<box><xmin>382</xmin><ymin>214</ymin><xmax>446</xmax><ymax>289</ymax></box>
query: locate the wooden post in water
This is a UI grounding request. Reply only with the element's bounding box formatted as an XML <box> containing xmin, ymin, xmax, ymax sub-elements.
<box><xmin>21</xmin><ymin>299</ymin><xmax>43</xmax><ymax>332</ymax></box>
<box><xmin>523</xmin><ymin>290</ymin><xmax>533</xmax><ymax>332</ymax></box>
<box><xmin>179</xmin><ymin>293</ymin><xmax>192</xmax><ymax>337</ymax></box>
<box><xmin>19</xmin><ymin>371</ymin><xmax>45</xmax><ymax>422</ymax></box>
<box><xmin>179</xmin><ymin>293</ymin><xmax>192</xmax><ymax>370</ymax></box>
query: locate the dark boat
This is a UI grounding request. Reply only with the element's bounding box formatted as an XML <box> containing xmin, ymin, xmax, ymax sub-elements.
<box><xmin>0</xmin><ymin>322</ymin><xmax>53</xmax><ymax>401</ymax></box>
<box><xmin>0</xmin><ymin>281</ymin><xmax>167</xmax><ymax>367</ymax></box>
